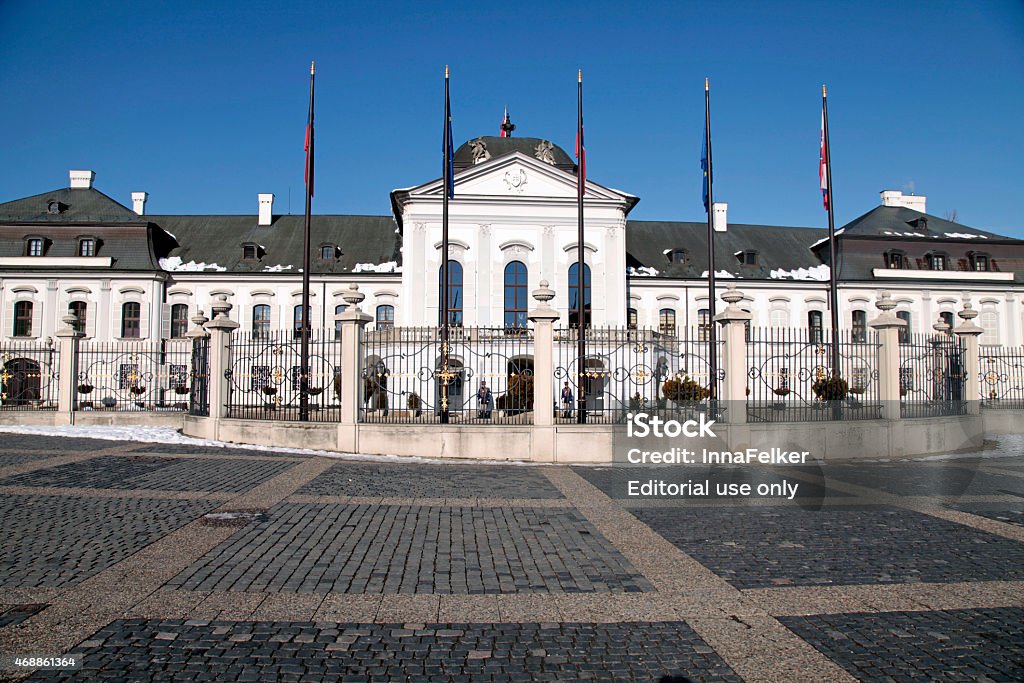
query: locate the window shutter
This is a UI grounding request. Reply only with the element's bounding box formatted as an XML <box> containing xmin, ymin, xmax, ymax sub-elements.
<box><xmin>990</xmin><ymin>259</ymin><xmax>1000</xmax><ymax>271</ymax></box>
<box><xmin>160</xmin><ymin>304</ymin><xmax>172</xmax><ymax>339</ymax></box>
<box><xmin>241</xmin><ymin>304</ymin><xmax>252</xmax><ymax>335</ymax></box>
<box><xmin>957</xmin><ymin>258</ymin><xmax>968</xmax><ymax>271</ymax></box>
<box><xmin>85</xmin><ymin>302</ymin><xmax>97</xmax><ymax>338</ymax></box>
<box><xmin>4</xmin><ymin>300</ymin><xmax>13</xmax><ymax>336</ymax></box>
<box><xmin>139</xmin><ymin>302</ymin><xmax>150</xmax><ymax>339</ymax></box>
<box><xmin>30</xmin><ymin>301</ymin><xmax>42</xmax><ymax>338</ymax></box>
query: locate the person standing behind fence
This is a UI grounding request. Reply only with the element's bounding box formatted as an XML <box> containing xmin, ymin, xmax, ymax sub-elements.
<box><xmin>477</xmin><ymin>380</ymin><xmax>493</xmax><ymax>419</ymax></box>
<box><xmin>561</xmin><ymin>381</ymin><xmax>574</xmax><ymax>419</ymax></box>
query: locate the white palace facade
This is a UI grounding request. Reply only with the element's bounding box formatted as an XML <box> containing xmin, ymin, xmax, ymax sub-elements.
<box><xmin>1</xmin><ymin>136</ymin><xmax>1022</xmax><ymax>346</ymax></box>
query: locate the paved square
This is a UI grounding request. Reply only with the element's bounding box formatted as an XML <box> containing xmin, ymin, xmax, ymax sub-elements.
<box><xmin>24</xmin><ymin>619</ymin><xmax>742</xmax><ymax>682</ymax></box>
<box><xmin>167</xmin><ymin>503</ymin><xmax>651</xmax><ymax>593</ymax></box>
<box><xmin>299</xmin><ymin>462</ymin><xmax>565</xmax><ymax>499</ymax></box>
<box><xmin>781</xmin><ymin>607</ymin><xmax>1024</xmax><ymax>682</ymax></box>
<box><xmin>632</xmin><ymin>505</ymin><xmax>1024</xmax><ymax>588</ymax></box>
<box><xmin>0</xmin><ymin>493</ymin><xmax>219</xmax><ymax>588</ymax></box>
<box><xmin>0</xmin><ymin>456</ymin><xmax>296</xmax><ymax>493</ymax></box>
<box><xmin>826</xmin><ymin>462</ymin><xmax>1024</xmax><ymax>497</ymax></box>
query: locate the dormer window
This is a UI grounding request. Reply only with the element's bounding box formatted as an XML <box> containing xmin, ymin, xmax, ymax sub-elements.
<box><xmin>46</xmin><ymin>200</ymin><xmax>65</xmax><ymax>215</ymax></box>
<box><xmin>886</xmin><ymin>251</ymin><xmax>905</xmax><ymax>269</ymax></box>
<box><xmin>928</xmin><ymin>253</ymin><xmax>946</xmax><ymax>271</ymax></box>
<box><xmin>910</xmin><ymin>217</ymin><xmax>929</xmax><ymax>232</ymax></box>
<box><xmin>319</xmin><ymin>244</ymin><xmax>338</xmax><ymax>260</ymax></box>
<box><xmin>972</xmin><ymin>254</ymin><xmax>989</xmax><ymax>272</ymax></box>
<box><xmin>666</xmin><ymin>248</ymin><xmax>687</xmax><ymax>264</ymax></box>
<box><xmin>78</xmin><ymin>238</ymin><xmax>96</xmax><ymax>256</ymax></box>
<box><xmin>25</xmin><ymin>237</ymin><xmax>45</xmax><ymax>257</ymax></box>
<box><xmin>738</xmin><ymin>250</ymin><xmax>758</xmax><ymax>266</ymax></box>
<box><xmin>241</xmin><ymin>243</ymin><xmax>260</xmax><ymax>261</ymax></box>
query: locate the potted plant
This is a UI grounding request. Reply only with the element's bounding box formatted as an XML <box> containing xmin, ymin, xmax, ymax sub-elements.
<box><xmin>78</xmin><ymin>383</ymin><xmax>94</xmax><ymax>394</ymax></box>
<box><xmin>497</xmin><ymin>375</ymin><xmax>535</xmax><ymax>415</ymax></box>
<box><xmin>772</xmin><ymin>387</ymin><xmax>791</xmax><ymax>397</ymax></box>
<box><xmin>812</xmin><ymin>376</ymin><xmax>849</xmax><ymax>401</ymax></box>
<box><xmin>628</xmin><ymin>393</ymin><xmax>644</xmax><ymax>410</ymax></box>
<box><xmin>407</xmin><ymin>392</ymin><xmax>422</xmax><ymax>418</ymax></box>
<box><xmin>129</xmin><ymin>384</ymin><xmax>147</xmax><ymax>396</ymax></box>
<box><xmin>661</xmin><ymin>376</ymin><xmax>709</xmax><ymax>407</ymax></box>
<box><xmin>307</xmin><ymin>387</ymin><xmax>324</xmax><ymax>396</ymax></box>
<box><xmin>261</xmin><ymin>386</ymin><xmax>277</xmax><ymax>396</ymax></box>
<box><xmin>174</xmin><ymin>385</ymin><xmax>190</xmax><ymax>395</ymax></box>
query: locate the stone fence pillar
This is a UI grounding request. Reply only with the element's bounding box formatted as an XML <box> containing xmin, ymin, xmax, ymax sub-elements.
<box><xmin>54</xmin><ymin>313</ymin><xmax>83</xmax><ymax>424</ymax></box>
<box><xmin>714</xmin><ymin>285</ymin><xmax>752</xmax><ymax>424</ymax></box>
<box><xmin>954</xmin><ymin>301</ymin><xmax>983</xmax><ymax>415</ymax></box>
<box><xmin>204</xmin><ymin>295</ymin><xmax>238</xmax><ymax>420</ymax></box>
<box><xmin>337</xmin><ymin>285</ymin><xmax>372</xmax><ymax>451</ymax></box>
<box><xmin>528</xmin><ymin>280</ymin><xmax>560</xmax><ymax>428</ymax></box>
<box><xmin>867</xmin><ymin>291</ymin><xmax>905</xmax><ymax>420</ymax></box>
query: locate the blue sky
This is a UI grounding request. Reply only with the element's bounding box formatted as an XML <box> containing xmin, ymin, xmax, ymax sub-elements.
<box><xmin>1</xmin><ymin>0</ymin><xmax>1022</xmax><ymax>237</ymax></box>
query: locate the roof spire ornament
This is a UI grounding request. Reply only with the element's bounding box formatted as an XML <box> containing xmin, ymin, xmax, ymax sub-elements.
<box><xmin>500</xmin><ymin>107</ymin><xmax>515</xmax><ymax>137</ymax></box>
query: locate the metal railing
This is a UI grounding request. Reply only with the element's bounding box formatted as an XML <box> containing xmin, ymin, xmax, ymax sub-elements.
<box><xmin>980</xmin><ymin>345</ymin><xmax>1024</xmax><ymax>409</ymax></box>
<box><xmin>76</xmin><ymin>340</ymin><xmax>192</xmax><ymax>411</ymax></box>
<box><xmin>0</xmin><ymin>341</ymin><xmax>59</xmax><ymax>410</ymax></box>
<box><xmin>554</xmin><ymin>326</ymin><xmax>723</xmax><ymax>424</ymax></box>
<box><xmin>746</xmin><ymin>327</ymin><xmax>882</xmax><ymax>422</ymax></box>
<box><xmin>225</xmin><ymin>329</ymin><xmax>341</xmax><ymax>422</ymax></box>
<box><xmin>189</xmin><ymin>337</ymin><xmax>210</xmax><ymax>417</ymax></box>
<box><xmin>360</xmin><ymin>326</ymin><xmax>534</xmax><ymax>424</ymax></box>
<box><xmin>899</xmin><ymin>332</ymin><xmax>966</xmax><ymax>418</ymax></box>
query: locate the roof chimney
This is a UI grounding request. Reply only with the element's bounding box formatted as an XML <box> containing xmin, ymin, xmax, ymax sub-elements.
<box><xmin>258</xmin><ymin>193</ymin><xmax>274</xmax><ymax>226</ymax></box>
<box><xmin>131</xmin><ymin>191</ymin><xmax>148</xmax><ymax>215</ymax></box>
<box><xmin>69</xmin><ymin>170</ymin><xmax>95</xmax><ymax>189</ymax></box>
<box><xmin>880</xmin><ymin>190</ymin><xmax>926</xmax><ymax>214</ymax></box>
<box><xmin>712</xmin><ymin>202</ymin><xmax>728</xmax><ymax>232</ymax></box>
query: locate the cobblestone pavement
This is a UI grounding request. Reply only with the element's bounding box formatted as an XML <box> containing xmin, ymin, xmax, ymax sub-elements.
<box><xmin>0</xmin><ymin>431</ymin><xmax>1020</xmax><ymax>682</ymax></box>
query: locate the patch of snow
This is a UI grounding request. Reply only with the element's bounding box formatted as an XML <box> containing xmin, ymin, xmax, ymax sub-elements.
<box><xmin>0</xmin><ymin>424</ymin><xmax>540</xmax><ymax>466</ymax></box>
<box><xmin>627</xmin><ymin>266</ymin><xmax>660</xmax><ymax>277</ymax></box>
<box><xmin>700</xmin><ymin>270</ymin><xmax>736</xmax><ymax>279</ymax></box>
<box><xmin>353</xmin><ymin>261</ymin><xmax>401</xmax><ymax>273</ymax></box>
<box><xmin>809</xmin><ymin>228</ymin><xmax>843</xmax><ymax>249</ymax></box>
<box><xmin>944</xmin><ymin>232</ymin><xmax>985</xmax><ymax>239</ymax></box>
<box><xmin>769</xmin><ymin>264</ymin><xmax>831</xmax><ymax>281</ymax></box>
<box><xmin>262</xmin><ymin>264</ymin><xmax>293</xmax><ymax>272</ymax></box>
<box><xmin>159</xmin><ymin>256</ymin><xmax>227</xmax><ymax>272</ymax></box>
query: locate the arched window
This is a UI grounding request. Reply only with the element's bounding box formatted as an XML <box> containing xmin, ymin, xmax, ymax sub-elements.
<box><xmin>252</xmin><ymin>304</ymin><xmax>271</xmax><ymax>339</ymax></box>
<box><xmin>896</xmin><ymin>311</ymin><xmax>911</xmax><ymax>344</ymax></box>
<box><xmin>170</xmin><ymin>303</ymin><xmax>189</xmax><ymax>338</ymax></box>
<box><xmin>376</xmin><ymin>304</ymin><xmax>394</xmax><ymax>330</ymax></box>
<box><xmin>504</xmin><ymin>261</ymin><xmax>528</xmax><ymax>330</ymax></box>
<box><xmin>121</xmin><ymin>302</ymin><xmax>141</xmax><ymax>338</ymax></box>
<box><xmin>939</xmin><ymin>311</ymin><xmax>955</xmax><ymax>335</ymax></box>
<box><xmin>13</xmin><ymin>301</ymin><xmax>33</xmax><ymax>337</ymax></box>
<box><xmin>293</xmin><ymin>304</ymin><xmax>311</xmax><ymax>339</ymax></box>
<box><xmin>69</xmin><ymin>301</ymin><xmax>87</xmax><ymax>335</ymax></box>
<box><xmin>334</xmin><ymin>304</ymin><xmax>348</xmax><ymax>339</ymax></box>
<box><xmin>627</xmin><ymin>308</ymin><xmax>638</xmax><ymax>330</ymax></box>
<box><xmin>658</xmin><ymin>308</ymin><xmax>676</xmax><ymax>336</ymax></box>
<box><xmin>807</xmin><ymin>310</ymin><xmax>823</xmax><ymax>344</ymax></box>
<box><xmin>697</xmin><ymin>308</ymin><xmax>711</xmax><ymax>341</ymax></box>
<box><xmin>851</xmin><ymin>309</ymin><xmax>867</xmax><ymax>343</ymax></box>
<box><xmin>438</xmin><ymin>261</ymin><xmax>463</xmax><ymax>326</ymax></box>
<box><xmin>568</xmin><ymin>262</ymin><xmax>591</xmax><ymax>328</ymax></box>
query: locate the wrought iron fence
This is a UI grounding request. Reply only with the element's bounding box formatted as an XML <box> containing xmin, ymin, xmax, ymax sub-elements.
<box><xmin>226</xmin><ymin>329</ymin><xmax>341</xmax><ymax>422</ymax></box>
<box><xmin>553</xmin><ymin>326</ymin><xmax>723</xmax><ymax>424</ymax></box>
<box><xmin>190</xmin><ymin>336</ymin><xmax>210</xmax><ymax>417</ymax></box>
<box><xmin>746</xmin><ymin>327</ymin><xmax>882</xmax><ymax>422</ymax></box>
<box><xmin>980</xmin><ymin>345</ymin><xmax>1024</xmax><ymax>409</ymax></box>
<box><xmin>898</xmin><ymin>332</ymin><xmax>966</xmax><ymax>418</ymax></box>
<box><xmin>77</xmin><ymin>340</ymin><xmax>192</xmax><ymax>411</ymax></box>
<box><xmin>360</xmin><ymin>326</ymin><xmax>534</xmax><ymax>424</ymax></box>
<box><xmin>0</xmin><ymin>341</ymin><xmax>59</xmax><ymax>410</ymax></box>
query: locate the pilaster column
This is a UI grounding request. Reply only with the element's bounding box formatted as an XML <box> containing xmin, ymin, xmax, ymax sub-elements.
<box><xmin>203</xmin><ymin>295</ymin><xmax>239</xmax><ymax>420</ymax></box>
<box><xmin>714</xmin><ymin>285</ymin><xmax>752</xmax><ymax>424</ymax></box>
<box><xmin>954</xmin><ymin>301</ymin><xmax>984</xmax><ymax>415</ymax></box>
<box><xmin>868</xmin><ymin>291</ymin><xmax>906</xmax><ymax>420</ymax></box>
<box><xmin>54</xmin><ymin>314</ymin><xmax>83</xmax><ymax>424</ymax></box>
<box><xmin>528</xmin><ymin>280</ymin><xmax>560</xmax><ymax>428</ymax></box>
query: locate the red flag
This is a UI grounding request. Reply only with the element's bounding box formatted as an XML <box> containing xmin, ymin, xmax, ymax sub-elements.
<box><xmin>819</xmin><ymin>110</ymin><xmax>828</xmax><ymax>211</ymax></box>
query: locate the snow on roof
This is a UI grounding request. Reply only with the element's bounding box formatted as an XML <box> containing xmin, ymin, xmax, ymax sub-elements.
<box><xmin>159</xmin><ymin>256</ymin><xmax>227</xmax><ymax>272</ymax></box>
<box><xmin>627</xmin><ymin>265</ymin><xmax>660</xmax><ymax>277</ymax></box>
<box><xmin>769</xmin><ymin>264</ymin><xmax>831</xmax><ymax>281</ymax></box>
<box><xmin>809</xmin><ymin>228</ymin><xmax>844</xmax><ymax>250</ymax></box>
<box><xmin>352</xmin><ymin>261</ymin><xmax>401</xmax><ymax>273</ymax></box>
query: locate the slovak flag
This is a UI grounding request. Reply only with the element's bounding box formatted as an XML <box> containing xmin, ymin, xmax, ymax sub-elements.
<box><xmin>819</xmin><ymin>110</ymin><xmax>828</xmax><ymax>211</ymax></box>
<box><xmin>500</xmin><ymin>107</ymin><xmax>511</xmax><ymax>137</ymax></box>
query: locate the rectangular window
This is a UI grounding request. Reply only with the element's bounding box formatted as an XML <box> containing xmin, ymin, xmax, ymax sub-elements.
<box><xmin>13</xmin><ymin>301</ymin><xmax>33</xmax><ymax>337</ymax></box>
<box><xmin>170</xmin><ymin>304</ymin><xmax>189</xmax><ymax>338</ymax></box>
<box><xmin>697</xmin><ymin>309</ymin><xmax>711</xmax><ymax>342</ymax></box>
<box><xmin>26</xmin><ymin>239</ymin><xmax>43</xmax><ymax>256</ymax></box>
<box><xmin>121</xmin><ymin>302</ymin><xmax>141</xmax><ymax>338</ymax></box>
<box><xmin>851</xmin><ymin>310</ymin><xmax>867</xmax><ymax>343</ymax></box>
<box><xmin>930</xmin><ymin>255</ymin><xmax>946</xmax><ymax>271</ymax></box>
<box><xmin>79</xmin><ymin>239</ymin><xmax>95</xmax><ymax>256</ymax></box>
<box><xmin>888</xmin><ymin>253</ymin><xmax>903</xmax><ymax>269</ymax></box>
<box><xmin>974</xmin><ymin>255</ymin><xmax>988</xmax><ymax>272</ymax></box>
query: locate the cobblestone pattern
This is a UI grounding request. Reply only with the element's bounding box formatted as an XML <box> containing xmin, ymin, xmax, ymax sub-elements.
<box><xmin>0</xmin><ymin>456</ymin><xmax>295</xmax><ymax>493</ymax></box>
<box><xmin>0</xmin><ymin>453</ymin><xmax>61</xmax><ymax>466</ymax></box>
<box><xmin>826</xmin><ymin>462</ymin><xmax>1024</xmax><ymax>497</ymax></box>
<box><xmin>26</xmin><ymin>619</ymin><xmax>741</xmax><ymax>683</ymax></box>
<box><xmin>780</xmin><ymin>607</ymin><xmax>1024</xmax><ymax>682</ymax></box>
<box><xmin>572</xmin><ymin>465</ymin><xmax>844</xmax><ymax>502</ymax></box>
<box><xmin>298</xmin><ymin>463</ymin><xmax>565</xmax><ymax>499</ymax></box>
<box><xmin>168</xmin><ymin>504</ymin><xmax>651</xmax><ymax>594</ymax></box>
<box><xmin>633</xmin><ymin>505</ymin><xmax>1024</xmax><ymax>589</ymax></box>
<box><xmin>947</xmin><ymin>502</ymin><xmax>1024</xmax><ymax>528</ymax></box>
<box><xmin>0</xmin><ymin>435</ymin><xmax>126</xmax><ymax>452</ymax></box>
<box><xmin>128</xmin><ymin>444</ymin><xmax>283</xmax><ymax>457</ymax></box>
<box><xmin>0</xmin><ymin>494</ymin><xmax>219</xmax><ymax>588</ymax></box>
<box><xmin>0</xmin><ymin>603</ymin><xmax>47</xmax><ymax>627</ymax></box>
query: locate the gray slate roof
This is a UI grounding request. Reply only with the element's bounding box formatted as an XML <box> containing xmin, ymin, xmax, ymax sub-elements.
<box><xmin>453</xmin><ymin>136</ymin><xmax>575</xmax><ymax>172</ymax></box>
<box><xmin>626</xmin><ymin>221</ymin><xmax>828</xmax><ymax>280</ymax></box>
<box><xmin>0</xmin><ymin>187</ymin><xmax>145</xmax><ymax>224</ymax></box>
<box><xmin>837</xmin><ymin>205</ymin><xmax>1013</xmax><ymax>242</ymax></box>
<box><xmin>151</xmin><ymin>214</ymin><xmax>401</xmax><ymax>275</ymax></box>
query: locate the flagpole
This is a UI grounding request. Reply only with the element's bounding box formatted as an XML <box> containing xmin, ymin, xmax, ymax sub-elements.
<box><xmin>704</xmin><ymin>77</ymin><xmax>718</xmax><ymax>402</ymax></box>
<box><xmin>576</xmin><ymin>69</ymin><xmax>587</xmax><ymax>424</ymax></box>
<box><xmin>822</xmin><ymin>84</ymin><xmax>840</xmax><ymax>378</ymax></box>
<box><xmin>440</xmin><ymin>65</ymin><xmax>451</xmax><ymax>424</ymax></box>
<box><xmin>299</xmin><ymin>60</ymin><xmax>315</xmax><ymax>422</ymax></box>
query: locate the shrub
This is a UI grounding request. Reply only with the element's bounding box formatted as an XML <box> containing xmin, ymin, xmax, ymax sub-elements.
<box><xmin>812</xmin><ymin>376</ymin><xmax>849</xmax><ymax>401</ymax></box>
<box><xmin>496</xmin><ymin>374</ymin><xmax>534</xmax><ymax>411</ymax></box>
<box><xmin>662</xmin><ymin>376</ymin><xmax>709</xmax><ymax>402</ymax></box>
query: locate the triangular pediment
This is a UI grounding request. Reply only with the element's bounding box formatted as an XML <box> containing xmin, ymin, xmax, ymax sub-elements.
<box><xmin>400</xmin><ymin>152</ymin><xmax>633</xmax><ymax>203</ymax></box>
